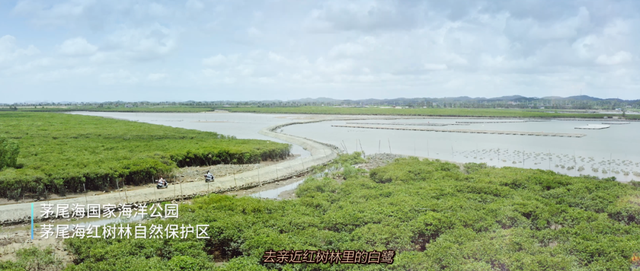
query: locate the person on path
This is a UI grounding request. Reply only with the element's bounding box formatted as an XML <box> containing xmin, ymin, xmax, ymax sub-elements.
<box><xmin>205</xmin><ymin>171</ymin><xmax>214</xmax><ymax>182</ymax></box>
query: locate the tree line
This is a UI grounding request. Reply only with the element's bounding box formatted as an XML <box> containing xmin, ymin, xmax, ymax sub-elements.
<box><xmin>10</xmin><ymin>153</ymin><xmax>634</xmax><ymax>270</ymax></box>
<box><xmin>0</xmin><ymin>112</ymin><xmax>290</xmax><ymax>200</ymax></box>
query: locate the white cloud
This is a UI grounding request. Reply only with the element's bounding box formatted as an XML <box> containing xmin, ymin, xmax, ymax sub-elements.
<box><xmin>59</xmin><ymin>37</ymin><xmax>98</xmax><ymax>56</ymax></box>
<box><xmin>596</xmin><ymin>51</ymin><xmax>633</xmax><ymax>65</ymax></box>
<box><xmin>304</xmin><ymin>0</ymin><xmax>421</xmax><ymax>32</ymax></box>
<box><xmin>4</xmin><ymin>0</ymin><xmax>640</xmax><ymax>102</ymax></box>
<box><xmin>100</xmin><ymin>69</ymin><xmax>138</xmax><ymax>84</ymax></box>
<box><xmin>328</xmin><ymin>43</ymin><xmax>367</xmax><ymax>58</ymax></box>
<box><xmin>12</xmin><ymin>0</ymin><xmax>91</xmax><ymax>26</ymax></box>
<box><xmin>147</xmin><ymin>73</ymin><xmax>167</xmax><ymax>81</ymax></box>
<box><xmin>423</xmin><ymin>63</ymin><xmax>448</xmax><ymax>70</ymax></box>
<box><xmin>31</xmin><ymin>67</ymin><xmax>93</xmax><ymax>82</ymax></box>
<box><xmin>137</xmin><ymin>2</ymin><xmax>171</xmax><ymax>18</ymax></box>
<box><xmin>511</xmin><ymin>7</ymin><xmax>591</xmax><ymax>42</ymax></box>
<box><xmin>104</xmin><ymin>24</ymin><xmax>177</xmax><ymax>61</ymax></box>
<box><xmin>202</xmin><ymin>54</ymin><xmax>236</xmax><ymax>67</ymax></box>
<box><xmin>12</xmin><ymin>57</ymin><xmax>53</xmax><ymax>72</ymax></box>
<box><xmin>185</xmin><ymin>0</ymin><xmax>204</xmax><ymax>10</ymax></box>
<box><xmin>0</xmin><ymin>35</ymin><xmax>39</xmax><ymax>65</ymax></box>
<box><xmin>247</xmin><ymin>27</ymin><xmax>262</xmax><ymax>39</ymax></box>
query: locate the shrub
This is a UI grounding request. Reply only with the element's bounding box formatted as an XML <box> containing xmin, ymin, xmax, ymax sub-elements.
<box><xmin>0</xmin><ymin>136</ymin><xmax>19</xmax><ymax>170</ymax></box>
<box><xmin>0</xmin><ymin>112</ymin><xmax>290</xmax><ymax>199</ymax></box>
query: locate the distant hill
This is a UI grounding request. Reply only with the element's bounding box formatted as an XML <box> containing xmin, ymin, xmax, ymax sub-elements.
<box><xmin>293</xmin><ymin>97</ymin><xmax>343</xmax><ymax>103</ymax></box>
<box><xmin>288</xmin><ymin>95</ymin><xmax>638</xmax><ymax>103</ymax></box>
<box><xmin>288</xmin><ymin>95</ymin><xmax>638</xmax><ymax>104</ymax></box>
<box><xmin>563</xmin><ymin>95</ymin><xmax>601</xmax><ymax>101</ymax></box>
<box><xmin>3</xmin><ymin>95</ymin><xmax>638</xmax><ymax>109</ymax></box>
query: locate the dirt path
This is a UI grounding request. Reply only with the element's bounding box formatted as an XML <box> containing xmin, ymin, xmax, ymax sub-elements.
<box><xmin>0</xmin><ymin>120</ymin><xmax>342</xmax><ymax>225</ymax></box>
<box><xmin>0</xmin><ymin>158</ymin><xmax>302</xmax><ymax>206</ymax></box>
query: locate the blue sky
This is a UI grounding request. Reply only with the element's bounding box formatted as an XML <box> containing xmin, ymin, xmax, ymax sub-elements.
<box><xmin>1</xmin><ymin>0</ymin><xmax>639</xmax><ymax>103</ymax></box>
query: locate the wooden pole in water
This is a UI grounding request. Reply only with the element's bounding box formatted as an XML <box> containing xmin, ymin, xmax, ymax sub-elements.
<box><xmin>123</xmin><ymin>179</ymin><xmax>128</xmax><ymax>203</ymax></box>
<box><xmin>378</xmin><ymin>140</ymin><xmax>381</xmax><ymax>153</ymax></box>
<box><xmin>173</xmin><ymin>176</ymin><xmax>176</xmax><ymax>198</ymax></box>
<box><xmin>153</xmin><ymin>177</ymin><xmax>157</xmax><ymax>200</ymax></box>
<box><xmin>116</xmin><ymin>179</ymin><xmax>122</xmax><ymax>204</ymax></box>
<box><xmin>234</xmin><ymin>173</ymin><xmax>238</xmax><ymax>190</ymax></box>
<box><xmin>83</xmin><ymin>183</ymin><xmax>88</xmax><ymax>206</ymax></box>
<box><xmin>388</xmin><ymin>138</ymin><xmax>391</xmax><ymax>154</ymax></box>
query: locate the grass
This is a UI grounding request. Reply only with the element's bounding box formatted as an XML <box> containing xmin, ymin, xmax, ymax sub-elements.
<box><xmin>0</xmin><ymin>112</ymin><xmax>290</xmax><ymax>200</ymax></box>
<box><xmin>55</xmin><ymin>155</ymin><xmax>640</xmax><ymax>270</ymax></box>
<box><xmin>4</xmin><ymin>105</ymin><xmax>639</xmax><ymax>120</ymax></box>
<box><xmin>0</xmin><ymin>106</ymin><xmax>216</xmax><ymax>113</ymax></box>
<box><xmin>226</xmin><ymin>106</ymin><xmax>640</xmax><ymax>119</ymax></box>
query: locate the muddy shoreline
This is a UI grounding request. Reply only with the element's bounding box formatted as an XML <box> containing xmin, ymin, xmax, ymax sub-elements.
<box><xmin>0</xmin><ymin>156</ymin><xmax>302</xmax><ymax>206</ymax></box>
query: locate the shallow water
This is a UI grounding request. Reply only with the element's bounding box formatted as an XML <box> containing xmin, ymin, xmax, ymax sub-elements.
<box><xmin>249</xmin><ymin>179</ymin><xmax>306</xmax><ymax>199</ymax></box>
<box><xmin>249</xmin><ymin>167</ymin><xmax>340</xmax><ymax>199</ymax></box>
<box><xmin>71</xmin><ymin>112</ymin><xmax>312</xmax><ymax>157</ymax></box>
<box><xmin>72</xmin><ymin>112</ymin><xmax>640</xmax><ymax>182</ymax></box>
<box><xmin>283</xmin><ymin>118</ymin><xmax>640</xmax><ymax>182</ymax></box>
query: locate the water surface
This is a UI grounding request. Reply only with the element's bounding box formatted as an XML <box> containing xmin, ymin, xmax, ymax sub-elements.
<box><xmin>284</xmin><ymin>118</ymin><xmax>640</xmax><ymax>182</ymax></box>
<box><xmin>73</xmin><ymin>112</ymin><xmax>640</xmax><ymax>182</ymax></box>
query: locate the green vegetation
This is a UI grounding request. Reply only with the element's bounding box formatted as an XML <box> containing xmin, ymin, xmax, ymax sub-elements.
<box><xmin>226</xmin><ymin>106</ymin><xmax>640</xmax><ymax>120</ymax></box>
<box><xmin>5</xmin><ymin>104</ymin><xmax>639</xmax><ymax>120</ymax></box>
<box><xmin>0</xmin><ymin>246</ymin><xmax>65</xmax><ymax>271</ymax></box>
<box><xmin>0</xmin><ymin>136</ymin><xmax>20</xmax><ymax>170</ymax></box>
<box><xmin>0</xmin><ymin>112</ymin><xmax>290</xmax><ymax>200</ymax></box>
<box><xmin>0</xmin><ymin>106</ymin><xmax>217</xmax><ymax>113</ymax></box>
<box><xmin>59</xmin><ymin>155</ymin><xmax>640</xmax><ymax>270</ymax></box>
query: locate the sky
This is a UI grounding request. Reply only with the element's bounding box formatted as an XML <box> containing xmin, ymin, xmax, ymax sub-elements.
<box><xmin>1</xmin><ymin>0</ymin><xmax>639</xmax><ymax>103</ymax></box>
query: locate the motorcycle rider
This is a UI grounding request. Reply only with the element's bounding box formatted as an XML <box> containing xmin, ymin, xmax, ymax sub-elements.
<box><xmin>158</xmin><ymin>176</ymin><xmax>167</xmax><ymax>187</ymax></box>
<box><xmin>205</xmin><ymin>171</ymin><xmax>214</xmax><ymax>182</ymax></box>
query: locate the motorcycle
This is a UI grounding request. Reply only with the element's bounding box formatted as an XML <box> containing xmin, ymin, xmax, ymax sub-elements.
<box><xmin>205</xmin><ymin>173</ymin><xmax>215</xmax><ymax>183</ymax></box>
<box><xmin>156</xmin><ymin>180</ymin><xmax>169</xmax><ymax>189</ymax></box>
